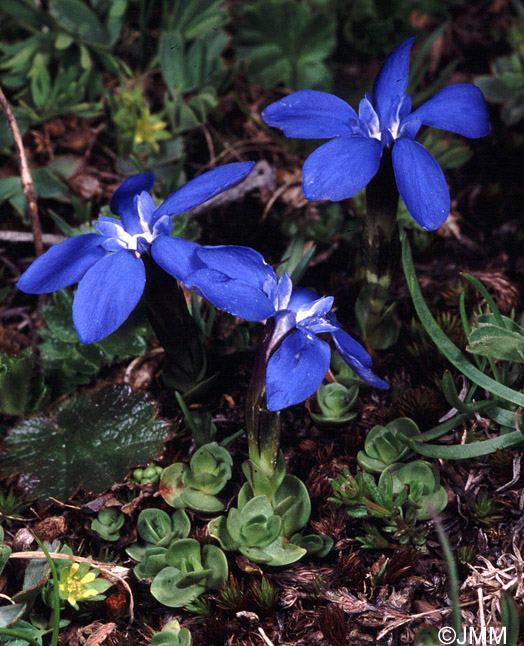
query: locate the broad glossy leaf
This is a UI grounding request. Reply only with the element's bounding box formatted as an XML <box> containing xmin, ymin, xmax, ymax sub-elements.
<box><xmin>0</xmin><ymin>385</ymin><xmax>170</xmax><ymax>499</ymax></box>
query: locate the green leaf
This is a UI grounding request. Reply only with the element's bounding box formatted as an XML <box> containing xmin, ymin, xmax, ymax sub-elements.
<box><xmin>0</xmin><ymin>603</ymin><xmax>26</xmax><ymax>629</ymax></box>
<box><xmin>165</xmin><ymin>0</ymin><xmax>227</xmax><ymax>40</ymax></box>
<box><xmin>235</xmin><ymin>0</ymin><xmax>336</xmax><ymax>90</ymax></box>
<box><xmin>409</xmin><ymin>430</ymin><xmax>524</xmax><ymax>459</ymax></box>
<box><xmin>500</xmin><ymin>591</ymin><xmax>520</xmax><ymax>646</ymax></box>
<box><xmin>0</xmin><ymin>385</ymin><xmax>170</xmax><ymax>500</ymax></box>
<box><xmin>0</xmin><ymin>349</ymin><xmax>46</xmax><ymax>415</ymax></box>
<box><xmin>467</xmin><ymin>324</ymin><xmax>524</xmax><ymax>362</ymax></box>
<box><xmin>401</xmin><ymin>231</ymin><xmax>524</xmax><ymax>408</ymax></box>
<box><xmin>160</xmin><ymin>31</ymin><xmax>185</xmax><ymax>91</ymax></box>
<box><xmin>49</xmin><ymin>0</ymin><xmax>108</xmax><ymax>44</ymax></box>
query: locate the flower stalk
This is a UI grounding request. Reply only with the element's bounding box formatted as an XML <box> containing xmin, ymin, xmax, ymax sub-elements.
<box><xmin>357</xmin><ymin>149</ymin><xmax>400</xmax><ymax>347</ymax></box>
<box><xmin>245</xmin><ymin>320</ymin><xmax>281</xmax><ymax>480</ymax></box>
<box><xmin>143</xmin><ymin>254</ymin><xmax>206</xmax><ymax>393</ymax></box>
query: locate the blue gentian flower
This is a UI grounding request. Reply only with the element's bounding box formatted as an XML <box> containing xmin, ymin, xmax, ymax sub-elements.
<box><xmin>261</xmin><ymin>38</ymin><xmax>491</xmax><ymax>230</ymax></box>
<box><xmin>152</xmin><ymin>240</ymin><xmax>389</xmax><ymax>410</ymax></box>
<box><xmin>17</xmin><ymin>162</ymin><xmax>255</xmax><ymax>344</ymax></box>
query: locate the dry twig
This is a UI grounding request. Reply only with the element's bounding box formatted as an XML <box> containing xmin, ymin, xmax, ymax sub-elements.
<box><xmin>0</xmin><ymin>86</ymin><xmax>43</xmax><ymax>257</ymax></box>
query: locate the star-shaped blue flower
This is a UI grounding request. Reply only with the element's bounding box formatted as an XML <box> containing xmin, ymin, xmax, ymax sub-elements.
<box><xmin>261</xmin><ymin>38</ymin><xmax>491</xmax><ymax>230</ymax></box>
<box><xmin>153</xmin><ymin>239</ymin><xmax>389</xmax><ymax>410</ymax></box>
<box><xmin>17</xmin><ymin>162</ymin><xmax>255</xmax><ymax>344</ymax></box>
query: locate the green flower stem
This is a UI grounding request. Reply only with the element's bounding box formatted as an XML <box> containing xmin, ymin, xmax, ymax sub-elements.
<box><xmin>362</xmin><ymin>149</ymin><xmax>399</xmax><ymax>289</ymax></box>
<box><xmin>358</xmin><ymin>150</ymin><xmax>400</xmax><ymax>347</ymax></box>
<box><xmin>32</xmin><ymin>534</ymin><xmax>60</xmax><ymax>646</ymax></box>
<box><xmin>143</xmin><ymin>254</ymin><xmax>206</xmax><ymax>393</ymax></box>
<box><xmin>245</xmin><ymin>321</ymin><xmax>281</xmax><ymax>478</ymax></box>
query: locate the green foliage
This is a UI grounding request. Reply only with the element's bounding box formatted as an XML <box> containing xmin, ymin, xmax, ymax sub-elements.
<box><xmin>476</xmin><ymin>19</ymin><xmax>524</xmax><ymax>125</ymax></box>
<box><xmin>132</xmin><ymin>465</ymin><xmax>163</xmax><ymax>485</ymax></box>
<box><xmin>355</xmin><ymin>283</ymin><xmax>399</xmax><ymax>350</ymax></box>
<box><xmin>289</xmin><ymin>532</ymin><xmax>334</xmax><ymax>558</ymax></box>
<box><xmin>108</xmin><ymin>88</ymin><xmax>172</xmax><ymax>158</ymax></box>
<box><xmin>216</xmin><ymin>575</ymin><xmax>245</xmax><ymax>611</ymax></box>
<box><xmin>0</xmin><ymin>527</ymin><xmax>11</xmax><ymax>577</ymax></box>
<box><xmin>0</xmin><ymin>385</ymin><xmax>170</xmax><ymax>500</ymax></box>
<box><xmin>159</xmin><ymin>443</ymin><xmax>233</xmax><ymax>513</ymax></box>
<box><xmin>174</xmin><ymin>392</ymin><xmax>217</xmax><ymax>447</ymax></box>
<box><xmin>401</xmin><ymin>232</ymin><xmax>524</xmax><ymax>459</ymax></box>
<box><xmin>209</xmin><ymin>495</ymin><xmax>304</xmax><ymax>566</ymax></box>
<box><xmin>90</xmin><ymin>508</ymin><xmax>125</xmax><ymax>542</ymax></box>
<box><xmin>150</xmin><ymin>619</ymin><xmax>192</xmax><ymax>646</ymax></box>
<box><xmin>310</xmin><ymin>382</ymin><xmax>359</xmax><ymax>427</ymax></box>
<box><xmin>0</xmin><ymin>0</ymin><xmax>129</xmax><ymax>122</ymax></box>
<box><xmin>0</xmin><ymin>490</ymin><xmax>31</xmax><ymax>523</ymax></box>
<box><xmin>0</xmin><ymin>349</ymin><xmax>46</xmax><ymax>416</ymax></box>
<box><xmin>41</xmin><ymin>288</ymin><xmax>151</xmax><ymax>394</ymax></box>
<box><xmin>19</xmin><ymin>64</ymin><xmax>101</xmax><ymax>125</ymax></box>
<box><xmin>125</xmin><ymin>508</ymin><xmax>191</xmax><ymax>579</ymax></box>
<box><xmin>250</xmin><ymin>577</ymin><xmax>278</xmax><ymax>610</ymax></box>
<box><xmin>330</xmin><ymin>461</ymin><xmax>447</xmax><ymax>547</ymax></box>
<box><xmin>235</xmin><ymin>0</ymin><xmax>336</xmax><ymax>91</ymax></box>
<box><xmin>500</xmin><ymin>590</ymin><xmax>520</xmax><ymax>646</ymax></box>
<box><xmin>471</xmin><ymin>493</ymin><xmax>504</xmax><ymax>526</ymax></box>
<box><xmin>379</xmin><ymin>461</ymin><xmax>448</xmax><ymax>521</ymax></box>
<box><xmin>149</xmin><ymin>539</ymin><xmax>228</xmax><ymax>607</ymax></box>
<box><xmin>160</xmin><ymin>12</ymin><xmax>232</xmax><ymax>134</ymax></box>
<box><xmin>357</xmin><ymin>418</ymin><xmax>421</xmax><ymax>474</ymax></box>
<box><xmin>0</xmin><ymin>168</ymin><xmax>69</xmax><ymax>222</ymax></box>
<box><xmin>209</xmin><ymin>456</ymin><xmax>332</xmax><ymax>566</ymax></box>
<box><xmin>0</xmin><ymin>540</ymin><xmax>72</xmax><ymax>646</ymax></box>
<box><xmin>337</xmin><ymin>0</ymin><xmax>417</xmax><ymax>56</ymax></box>
<box><xmin>161</xmin><ymin>0</ymin><xmax>228</xmax><ymax>39</ymax></box>
<box><xmin>467</xmin><ymin>312</ymin><xmax>524</xmax><ymax>363</ymax></box>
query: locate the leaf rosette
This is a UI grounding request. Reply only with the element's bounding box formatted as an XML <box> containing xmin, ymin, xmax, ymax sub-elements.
<box><xmin>160</xmin><ymin>442</ymin><xmax>233</xmax><ymax>512</ymax></box>
<box><xmin>357</xmin><ymin>418</ymin><xmax>421</xmax><ymax>473</ymax></box>
<box><xmin>150</xmin><ymin>539</ymin><xmax>228</xmax><ymax>607</ymax></box>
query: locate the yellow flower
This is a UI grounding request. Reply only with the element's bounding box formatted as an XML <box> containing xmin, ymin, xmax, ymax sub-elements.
<box><xmin>57</xmin><ymin>561</ymin><xmax>110</xmax><ymax>609</ymax></box>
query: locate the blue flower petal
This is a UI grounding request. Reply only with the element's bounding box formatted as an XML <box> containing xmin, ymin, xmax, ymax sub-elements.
<box><xmin>266</xmin><ymin>329</ymin><xmax>331</xmax><ymax>411</ymax></box>
<box><xmin>110</xmin><ymin>173</ymin><xmax>155</xmax><ymax>216</ymax></box>
<box><xmin>152</xmin><ymin>215</ymin><xmax>172</xmax><ymax>237</ymax></box>
<box><xmin>348</xmin><ymin>359</ymin><xmax>390</xmax><ymax>390</ymax></box>
<box><xmin>288</xmin><ymin>287</ymin><xmax>318</xmax><ymax>311</ymax></box>
<box><xmin>183</xmin><ymin>268</ymin><xmax>276</xmax><ymax>321</ymax></box>
<box><xmin>95</xmin><ymin>217</ymin><xmax>126</xmax><ymax>238</ymax></box>
<box><xmin>101</xmin><ymin>238</ymin><xmax>127</xmax><ymax>252</ymax></box>
<box><xmin>302</xmin><ymin>135</ymin><xmax>382</xmax><ymax>201</ymax></box>
<box><xmin>301</xmin><ymin>318</ymin><xmax>339</xmax><ymax>335</ymax></box>
<box><xmin>261</xmin><ymin>90</ymin><xmax>357</xmax><ymax>138</ymax></box>
<box><xmin>330</xmin><ymin>325</ymin><xmax>373</xmax><ymax>368</ymax></box>
<box><xmin>274</xmin><ymin>273</ymin><xmax>293</xmax><ymax>309</ymax></box>
<box><xmin>408</xmin><ymin>84</ymin><xmax>491</xmax><ymax>138</ymax></box>
<box><xmin>16</xmin><ymin>234</ymin><xmax>106</xmax><ymax>294</ymax></box>
<box><xmin>372</xmin><ymin>38</ymin><xmax>415</xmax><ymax>125</ymax></box>
<box><xmin>73</xmin><ymin>250</ymin><xmax>145</xmax><ymax>343</ymax></box>
<box><xmin>392</xmin><ymin>138</ymin><xmax>450</xmax><ymax>230</ymax></box>
<box><xmin>121</xmin><ymin>192</ymin><xmax>156</xmax><ymax>236</ymax></box>
<box><xmin>153</xmin><ymin>162</ymin><xmax>255</xmax><ymax>218</ymax></box>
<box><xmin>296</xmin><ymin>295</ymin><xmax>333</xmax><ymax>321</ymax></box>
<box><xmin>150</xmin><ymin>236</ymin><xmax>202</xmax><ymax>282</ymax></box>
<box><xmin>330</xmin><ymin>326</ymin><xmax>389</xmax><ymax>389</ymax></box>
<box><xmin>196</xmin><ymin>245</ymin><xmax>276</xmax><ymax>291</ymax></box>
